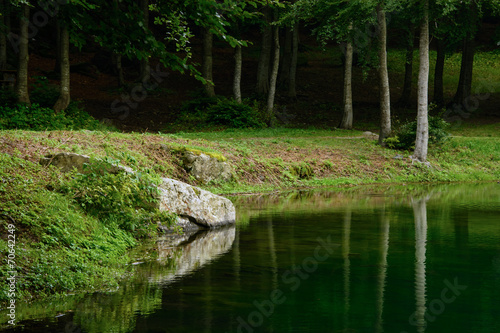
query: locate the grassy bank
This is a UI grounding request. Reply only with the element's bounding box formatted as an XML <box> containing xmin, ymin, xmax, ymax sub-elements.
<box><xmin>1</xmin><ymin>123</ymin><xmax>499</xmax><ymax>304</ymax></box>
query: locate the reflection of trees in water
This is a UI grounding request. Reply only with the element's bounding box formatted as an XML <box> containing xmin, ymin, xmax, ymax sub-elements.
<box><xmin>71</xmin><ymin>227</ymin><xmax>235</xmax><ymax>333</ymax></box>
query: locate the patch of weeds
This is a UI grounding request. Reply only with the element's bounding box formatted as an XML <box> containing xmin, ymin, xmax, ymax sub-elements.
<box><xmin>384</xmin><ymin>116</ymin><xmax>450</xmax><ymax>150</ymax></box>
<box><xmin>59</xmin><ymin>158</ymin><xmax>176</xmax><ymax>236</ymax></box>
<box><xmin>290</xmin><ymin>162</ymin><xmax>314</xmax><ymax>179</ymax></box>
<box><xmin>164</xmin><ymin>142</ymin><xmax>227</xmax><ymax>162</ymax></box>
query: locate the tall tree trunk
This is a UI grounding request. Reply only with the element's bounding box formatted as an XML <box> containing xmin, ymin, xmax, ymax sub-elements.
<box><xmin>54</xmin><ymin>24</ymin><xmax>70</xmax><ymax>112</ymax></box>
<box><xmin>202</xmin><ymin>27</ymin><xmax>215</xmax><ymax>97</ymax></box>
<box><xmin>53</xmin><ymin>20</ymin><xmax>61</xmax><ymax>74</ymax></box>
<box><xmin>266</xmin><ymin>22</ymin><xmax>280</xmax><ymax>125</ymax></box>
<box><xmin>233</xmin><ymin>45</ymin><xmax>242</xmax><ymax>103</ymax></box>
<box><xmin>377</xmin><ymin>4</ymin><xmax>391</xmax><ymax>146</ymax></box>
<box><xmin>256</xmin><ymin>7</ymin><xmax>272</xmax><ymax>95</ymax></box>
<box><xmin>414</xmin><ymin>0</ymin><xmax>430</xmax><ymax>163</ymax></box>
<box><xmin>139</xmin><ymin>0</ymin><xmax>150</xmax><ymax>83</ymax></box>
<box><xmin>398</xmin><ymin>25</ymin><xmax>414</xmax><ymax>107</ymax></box>
<box><xmin>288</xmin><ymin>22</ymin><xmax>299</xmax><ymax>99</ymax></box>
<box><xmin>433</xmin><ymin>38</ymin><xmax>445</xmax><ymax>106</ymax></box>
<box><xmin>339</xmin><ymin>25</ymin><xmax>353</xmax><ymax>130</ymax></box>
<box><xmin>16</xmin><ymin>4</ymin><xmax>30</xmax><ymax>105</ymax></box>
<box><xmin>279</xmin><ymin>26</ymin><xmax>292</xmax><ymax>89</ymax></box>
<box><xmin>113</xmin><ymin>53</ymin><xmax>125</xmax><ymax>87</ymax></box>
<box><xmin>453</xmin><ymin>34</ymin><xmax>475</xmax><ymax>105</ymax></box>
<box><xmin>0</xmin><ymin>0</ymin><xmax>9</xmax><ymax>70</ymax></box>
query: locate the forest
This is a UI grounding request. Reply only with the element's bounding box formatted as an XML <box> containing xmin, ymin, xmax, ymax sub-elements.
<box><xmin>0</xmin><ymin>1</ymin><xmax>498</xmax><ymax>162</ymax></box>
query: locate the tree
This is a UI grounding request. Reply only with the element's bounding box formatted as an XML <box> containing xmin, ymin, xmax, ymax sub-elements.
<box><xmin>339</xmin><ymin>23</ymin><xmax>353</xmax><ymax>129</ymax></box>
<box><xmin>377</xmin><ymin>2</ymin><xmax>391</xmax><ymax>146</ymax></box>
<box><xmin>138</xmin><ymin>0</ymin><xmax>150</xmax><ymax>83</ymax></box>
<box><xmin>53</xmin><ymin>22</ymin><xmax>70</xmax><ymax>112</ymax></box>
<box><xmin>266</xmin><ymin>9</ymin><xmax>280</xmax><ymax>124</ymax></box>
<box><xmin>16</xmin><ymin>3</ymin><xmax>30</xmax><ymax>105</ymax></box>
<box><xmin>256</xmin><ymin>6</ymin><xmax>273</xmax><ymax>95</ymax></box>
<box><xmin>413</xmin><ymin>0</ymin><xmax>429</xmax><ymax>163</ymax></box>
<box><xmin>0</xmin><ymin>0</ymin><xmax>10</xmax><ymax>70</ymax></box>
<box><xmin>202</xmin><ymin>27</ymin><xmax>215</xmax><ymax>97</ymax></box>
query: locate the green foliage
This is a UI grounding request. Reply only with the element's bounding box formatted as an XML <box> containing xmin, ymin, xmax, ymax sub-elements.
<box><xmin>385</xmin><ymin>116</ymin><xmax>451</xmax><ymax>150</ymax></box>
<box><xmin>207</xmin><ymin>99</ymin><xmax>265</xmax><ymax>129</ymax></box>
<box><xmin>30</xmin><ymin>76</ymin><xmax>60</xmax><ymax>108</ymax></box>
<box><xmin>60</xmin><ymin>159</ymin><xmax>176</xmax><ymax>236</ymax></box>
<box><xmin>0</xmin><ymin>103</ymin><xmax>111</xmax><ymax>131</ymax></box>
<box><xmin>171</xmin><ymin>97</ymin><xmax>265</xmax><ymax>131</ymax></box>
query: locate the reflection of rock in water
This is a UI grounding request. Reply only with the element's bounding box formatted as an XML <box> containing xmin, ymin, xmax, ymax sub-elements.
<box><xmin>152</xmin><ymin>226</ymin><xmax>235</xmax><ymax>284</ymax></box>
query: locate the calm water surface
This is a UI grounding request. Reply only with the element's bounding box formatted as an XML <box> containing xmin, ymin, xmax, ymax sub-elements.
<box><xmin>1</xmin><ymin>183</ymin><xmax>499</xmax><ymax>333</ymax></box>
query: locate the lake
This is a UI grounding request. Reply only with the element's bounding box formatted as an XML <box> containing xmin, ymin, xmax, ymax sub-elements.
<box><xmin>1</xmin><ymin>183</ymin><xmax>499</xmax><ymax>333</ymax></box>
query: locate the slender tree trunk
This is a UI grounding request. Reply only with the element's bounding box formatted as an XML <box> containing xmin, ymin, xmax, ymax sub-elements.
<box><xmin>256</xmin><ymin>7</ymin><xmax>272</xmax><ymax>95</ymax></box>
<box><xmin>377</xmin><ymin>4</ymin><xmax>391</xmax><ymax>146</ymax></box>
<box><xmin>54</xmin><ymin>24</ymin><xmax>70</xmax><ymax>112</ymax></box>
<box><xmin>433</xmin><ymin>38</ymin><xmax>445</xmax><ymax>106</ymax></box>
<box><xmin>139</xmin><ymin>0</ymin><xmax>150</xmax><ymax>83</ymax></box>
<box><xmin>266</xmin><ymin>22</ymin><xmax>280</xmax><ymax>125</ymax></box>
<box><xmin>414</xmin><ymin>0</ymin><xmax>430</xmax><ymax>163</ymax></box>
<box><xmin>453</xmin><ymin>35</ymin><xmax>475</xmax><ymax>105</ymax></box>
<box><xmin>339</xmin><ymin>25</ymin><xmax>353</xmax><ymax>130</ymax></box>
<box><xmin>0</xmin><ymin>0</ymin><xmax>8</xmax><ymax>70</ymax></box>
<box><xmin>113</xmin><ymin>53</ymin><xmax>125</xmax><ymax>87</ymax></box>
<box><xmin>233</xmin><ymin>45</ymin><xmax>242</xmax><ymax>103</ymax></box>
<box><xmin>398</xmin><ymin>26</ymin><xmax>414</xmax><ymax>107</ymax></box>
<box><xmin>288</xmin><ymin>22</ymin><xmax>299</xmax><ymax>98</ymax></box>
<box><xmin>53</xmin><ymin>20</ymin><xmax>61</xmax><ymax>74</ymax></box>
<box><xmin>202</xmin><ymin>27</ymin><xmax>215</xmax><ymax>97</ymax></box>
<box><xmin>279</xmin><ymin>26</ymin><xmax>292</xmax><ymax>89</ymax></box>
<box><xmin>16</xmin><ymin>4</ymin><xmax>30</xmax><ymax>105</ymax></box>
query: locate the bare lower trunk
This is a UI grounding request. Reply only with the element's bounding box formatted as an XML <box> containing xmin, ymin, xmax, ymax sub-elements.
<box><xmin>202</xmin><ymin>28</ymin><xmax>215</xmax><ymax>97</ymax></box>
<box><xmin>139</xmin><ymin>0</ymin><xmax>150</xmax><ymax>83</ymax></box>
<box><xmin>398</xmin><ymin>26</ymin><xmax>414</xmax><ymax>106</ymax></box>
<box><xmin>233</xmin><ymin>45</ymin><xmax>242</xmax><ymax>103</ymax></box>
<box><xmin>16</xmin><ymin>4</ymin><xmax>30</xmax><ymax>105</ymax></box>
<box><xmin>433</xmin><ymin>38</ymin><xmax>445</xmax><ymax>106</ymax></box>
<box><xmin>377</xmin><ymin>5</ymin><xmax>391</xmax><ymax>146</ymax></box>
<box><xmin>288</xmin><ymin>22</ymin><xmax>299</xmax><ymax>98</ymax></box>
<box><xmin>54</xmin><ymin>24</ymin><xmax>70</xmax><ymax>112</ymax></box>
<box><xmin>266</xmin><ymin>23</ymin><xmax>280</xmax><ymax>126</ymax></box>
<box><xmin>339</xmin><ymin>33</ymin><xmax>353</xmax><ymax>130</ymax></box>
<box><xmin>0</xmin><ymin>0</ymin><xmax>9</xmax><ymax>70</ymax></box>
<box><xmin>113</xmin><ymin>53</ymin><xmax>125</xmax><ymax>87</ymax></box>
<box><xmin>453</xmin><ymin>35</ymin><xmax>475</xmax><ymax>106</ymax></box>
<box><xmin>256</xmin><ymin>7</ymin><xmax>272</xmax><ymax>95</ymax></box>
<box><xmin>279</xmin><ymin>26</ymin><xmax>292</xmax><ymax>89</ymax></box>
<box><xmin>414</xmin><ymin>0</ymin><xmax>430</xmax><ymax>163</ymax></box>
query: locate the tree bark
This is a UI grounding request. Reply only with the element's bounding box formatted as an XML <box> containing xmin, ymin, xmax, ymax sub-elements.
<box><xmin>139</xmin><ymin>0</ymin><xmax>150</xmax><ymax>83</ymax></box>
<box><xmin>266</xmin><ymin>23</ymin><xmax>280</xmax><ymax>125</ymax></box>
<box><xmin>256</xmin><ymin>7</ymin><xmax>272</xmax><ymax>95</ymax></box>
<box><xmin>414</xmin><ymin>0</ymin><xmax>430</xmax><ymax>163</ymax></box>
<box><xmin>16</xmin><ymin>4</ymin><xmax>30</xmax><ymax>105</ymax></box>
<box><xmin>0</xmin><ymin>0</ymin><xmax>9</xmax><ymax>70</ymax></box>
<box><xmin>279</xmin><ymin>26</ymin><xmax>292</xmax><ymax>89</ymax></box>
<box><xmin>202</xmin><ymin>27</ymin><xmax>215</xmax><ymax>97</ymax></box>
<box><xmin>288</xmin><ymin>22</ymin><xmax>299</xmax><ymax>98</ymax></box>
<box><xmin>433</xmin><ymin>38</ymin><xmax>445</xmax><ymax>106</ymax></box>
<box><xmin>113</xmin><ymin>53</ymin><xmax>125</xmax><ymax>87</ymax></box>
<box><xmin>233</xmin><ymin>45</ymin><xmax>242</xmax><ymax>103</ymax></box>
<box><xmin>398</xmin><ymin>25</ymin><xmax>414</xmax><ymax>107</ymax></box>
<box><xmin>453</xmin><ymin>34</ymin><xmax>475</xmax><ymax>106</ymax></box>
<box><xmin>339</xmin><ymin>25</ymin><xmax>353</xmax><ymax>130</ymax></box>
<box><xmin>377</xmin><ymin>4</ymin><xmax>391</xmax><ymax>146</ymax></box>
<box><xmin>54</xmin><ymin>24</ymin><xmax>70</xmax><ymax>113</ymax></box>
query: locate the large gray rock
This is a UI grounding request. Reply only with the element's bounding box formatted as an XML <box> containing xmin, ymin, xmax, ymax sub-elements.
<box><xmin>157</xmin><ymin>177</ymin><xmax>235</xmax><ymax>228</ymax></box>
<box><xmin>39</xmin><ymin>153</ymin><xmax>133</xmax><ymax>174</ymax></box>
<box><xmin>182</xmin><ymin>150</ymin><xmax>232</xmax><ymax>183</ymax></box>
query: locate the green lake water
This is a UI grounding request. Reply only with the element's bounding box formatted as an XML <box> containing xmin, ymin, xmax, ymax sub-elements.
<box><xmin>1</xmin><ymin>183</ymin><xmax>499</xmax><ymax>333</ymax></box>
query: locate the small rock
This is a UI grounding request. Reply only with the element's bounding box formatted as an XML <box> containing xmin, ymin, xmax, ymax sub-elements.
<box><xmin>393</xmin><ymin>154</ymin><xmax>404</xmax><ymax>160</ymax></box>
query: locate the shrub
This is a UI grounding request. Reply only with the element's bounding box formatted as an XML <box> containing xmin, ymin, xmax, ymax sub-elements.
<box><xmin>385</xmin><ymin>116</ymin><xmax>450</xmax><ymax>150</ymax></box>
<box><xmin>0</xmin><ymin>102</ymin><xmax>112</xmax><ymax>131</ymax></box>
<box><xmin>207</xmin><ymin>99</ymin><xmax>265</xmax><ymax>129</ymax></box>
<box><xmin>30</xmin><ymin>76</ymin><xmax>60</xmax><ymax>108</ymax></box>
